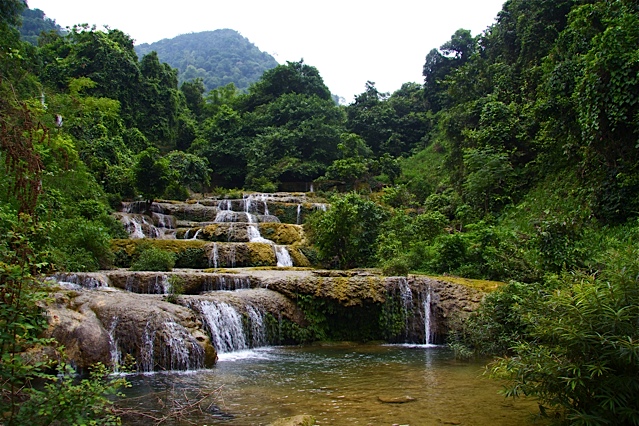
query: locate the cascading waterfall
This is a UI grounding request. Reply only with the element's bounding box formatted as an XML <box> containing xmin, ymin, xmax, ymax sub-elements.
<box><xmin>424</xmin><ymin>289</ymin><xmax>433</xmax><ymax>345</ymax></box>
<box><xmin>162</xmin><ymin>320</ymin><xmax>204</xmax><ymax>371</ymax></box>
<box><xmin>198</xmin><ymin>301</ymin><xmax>248</xmax><ymax>353</ymax></box>
<box><xmin>201</xmin><ymin>275</ymin><xmax>252</xmax><ymax>291</ymax></box>
<box><xmin>208</xmin><ymin>242</ymin><xmax>219</xmax><ymax>268</ymax></box>
<box><xmin>196</xmin><ymin>300</ymin><xmax>270</xmax><ymax>353</ymax></box>
<box><xmin>296</xmin><ymin>204</ymin><xmax>302</xmax><ymax>225</ymax></box>
<box><xmin>246</xmin><ymin>304</ymin><xmax>267</xmax><ymax>347</ymax></box>
<box><xmin>108</xmin><ymin>318</ymin><xmax>122</xmax><ymax>372</ymax></box>
<box><xmin>139</xmin><ymin>320</ymin><xmax>155</xmax><ymax>372</ymax></box>
<box><xmin>274</xmin><ymin>245</ymin><xmax>293</xmax><ymax>267</ymax></box>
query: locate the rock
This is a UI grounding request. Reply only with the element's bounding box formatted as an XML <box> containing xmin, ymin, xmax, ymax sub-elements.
<box><xmin>268</xmin><ymin>414</ymin><xmax>316</xmax><ymax>426</ymax></box>
<box><xmin>378</xmin><ymin>395</ymin><xmax>417</xmax><ymax>404</ymax></box>
<box><xmin>45</xmin><ymin>289</ymin><xmax>217</xmax><ymax>371</ymax></box>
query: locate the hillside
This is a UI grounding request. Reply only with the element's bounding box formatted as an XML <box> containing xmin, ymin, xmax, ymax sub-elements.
<box><xmin>19</xmin><ymin>7</ymin><xmax>64</xmax><ymax>44</ymax></box>
<box><xmin>135</xmin><ymin>29</ymin><xmax>279</xmax><ymax>92</ymax></box>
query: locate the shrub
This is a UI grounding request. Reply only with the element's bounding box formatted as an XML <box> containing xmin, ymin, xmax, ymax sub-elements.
<box><xmin>130</xmin><ymin>246</ymin><xmax>175</xmax><ymax>271</ymax></box>
<box><xmin>306</xmin><ymin>192</ymin><xmax>388</xmax><ymax>269</ymax></box>
<box><xmin>490</xmin><ymin>247</ymin><xmax>639</xmax><ymax>423</ymax></box>
<box><xmin>49</xmin><ymin>217</ymin><xmax>114</xmax><ymax>271</ymax></box>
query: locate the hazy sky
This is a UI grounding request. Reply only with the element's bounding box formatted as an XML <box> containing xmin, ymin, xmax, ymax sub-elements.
<box><xmin>26</xmin><ymin>0</ymin><xmax>505</xmax><ymax>102</ymax></box>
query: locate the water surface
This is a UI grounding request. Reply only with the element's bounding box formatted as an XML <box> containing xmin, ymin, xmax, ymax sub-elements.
<box><xmin>121</xmin><ymin>344</ymin><xmax>543</xmax><ymax>425</ymax></box>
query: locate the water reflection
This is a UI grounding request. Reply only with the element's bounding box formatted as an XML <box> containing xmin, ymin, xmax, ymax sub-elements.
<box><xmin>121</xmin><ymin>344</ymin><xmax>543</xmax><ymax>425</ymax></box>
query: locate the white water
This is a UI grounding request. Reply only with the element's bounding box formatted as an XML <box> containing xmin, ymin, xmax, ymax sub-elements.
<box><xmin>246</xmin><ymin>305</ymin><xmax>267</xmax><ymax>347</ymax></box>
<box><xmin>424</xmin><ymin>289</ymin><xmax>433</xmax><ymax>345</ymax></box>
<box><xmin>274</xmin><ymin>245</ymin><xmax>293</xmax><ymax>267</ymax></box>
<box><xmin>198</xmin><ymin>301</ymin><xmax>248</xmax><ymax>353</ymax></box>
<box><xmin>208</xmin><ymin>243</ymin><xmax>219</xmax><ymax>268</ymax></box>
<box><xmin>108</xmin><ymin>318</ymin><xmax>122</xmax><ymax>372</ymax></box>
<box><xmin>296</xmin><ymin>204</ymin><xmax>302</xmax><ymax>225</ymax></box>
<box><xmin>197</xmin><ymin>300</ymin><xmax>270</xmax><ymax>354</ymax></box>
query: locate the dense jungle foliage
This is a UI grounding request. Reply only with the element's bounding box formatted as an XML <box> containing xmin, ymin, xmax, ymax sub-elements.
<box><xmin>1</xmin><ymin>0</ymin><xmax>638</xmax><ymax>424</ymax></box>
<box><xmin>135</xmin><ymin>29</ymin><xmax>279</xmax><ymax>93</ymax></box>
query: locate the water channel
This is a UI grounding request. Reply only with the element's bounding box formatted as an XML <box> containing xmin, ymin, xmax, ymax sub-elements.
<box><xmin>121</xmin><ymin>343</ymin><xmax>543</xmax><ymax>425</ymax></box>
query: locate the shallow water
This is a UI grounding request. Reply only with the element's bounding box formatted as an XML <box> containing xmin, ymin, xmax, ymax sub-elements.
<box><xmin>121</xmin><ymin>344</ymin><xmax>543</xmax><ymax>425</ymax></box>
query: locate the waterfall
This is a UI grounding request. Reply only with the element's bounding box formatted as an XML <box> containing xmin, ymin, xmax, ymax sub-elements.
<box><xmin>139</xmin><ymin>320</ymin><xmax>155</xmax><ymax>372</ymax></box>
<box><xmin>196</xmin><ymin>300</ymin><xmax>270</xmax><ymax>353</ymax></box>
<box><xmin>152</xmin><ymin>275</ymin><xmax>171</xmax><ymax>294</ymax></box>
<box><xmin>51</xmin><ymin>273</ymin><xmax>109</xmax><ymax>289</ymax></box>
<box><xmin>296</xmin><ymin>204</ymin><xmax>302</xmax><ymax>225</ymax></box>
<box><xmin>397</xmin><ymin>277</ymin><xmax>413</xmax><ymax>334</ymax></box>
<box><xmin>202</xmin><ymin>275</ymin><xmax>252</xmax><ymax>291</ymax></box>
<box><xmin>262</xmin><ymin>198</ymin><xmax>270</xmax><ymax>216</ymax></box>
<box><xmin>275</xmin><ymin>245</ymin><xmax>293</xmax><ymax>267</ymax></box>
<box><xmin>246</xmin><ymin>305</ymin><xmax>267</xmax><ymax>347</ymax></box>
<box><xmin>108</xmin><ymin>318</ymin><xmax>122</xmax><ymax>372</ymax></box>
<box><xmin>208</xmin><ymin>243</ymin><xmax>219</xmax><ymax>268</ymax></box>
<box><xmin>424</xmin><ymin>289</ymin><xmax>433</xmax><ymax>345</ymax></box>
<box><xmin>162</xmin><ymin>320</ymin><xmax>204</xmax><ymax>371</ymax></box>
<box><xmin>198</xmin><ymin>301</ymin><xmax>248</xmax><ymax>353</ymax></box>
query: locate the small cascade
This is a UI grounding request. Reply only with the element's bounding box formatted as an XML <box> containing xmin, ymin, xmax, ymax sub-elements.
<box><xmin>201</xmin><ymin>275</ymin><xmax>252</xmax><ymax>291</ymax></box>
<box><xmin>161</xmin><ymin>320</ymin><xmax>204</xmax><ymax>371</ymax></box>
<box><xmin>198</xmin><ymin>301</ymin><xmax>248</xmax><ymax>353</ymax></box>
<box><xmin>50</xmin><ymin>273</ymin><xmax>110</xmax><ymax>289</ymax></box>
<box><xmin>246</xmin><ymin>305</ymin><xmax>267</xmax><ymax>347</ymax></box>
<box><xmin>152</xmin><ymin>212</ymin><xmax>176</xmax><ymax>230</ymax></box>
<box><xmin>274</xmin><ymin>245</ymin><xmax>293</xmax><ymax>267</ymax></box>
<box><xmin>296</xmin><ymin>204</ymin><xmax>302</xmax><ymax>225</ymax></box>
<box><xmin>194</xmin><ymin>298</ymin><xmax>272</xmax><ymax>354</ymax></box>
<box><xmin>139</xmin><ymin>321</ymin><xmax>155</xmax><ymax>372</ymax></box>
<box><xmin>125</xmin><ymin>274</ymin><xmax>171</xmax><ymax>294</ymax></box>
<box><xmin>398</xmin><ymin>277</ymin><xmax>413</xmax><ymax>334</ymax></box>
<box><xmin>424</xmin><ymin>289</ymin><xmax>433</xmax><ymax>345</ymax></box>
<box><xmin>153</xmin><ymin>275</ymin><xmax>172</xmax><ymax>294</ymax></box>
<box><xmin>208</xmin><ymin>243</ymin><xmax>219</xmax><ymax>268</ymax></box>
<box><xmin>108</xmin><ymin>314</ymin><xmax>206</xmax><ymax>372</ymax></box>
<box><xmin>108</xmin><ymin>318</ymin><xmax>122</xmax><ymax>372</ymax></box>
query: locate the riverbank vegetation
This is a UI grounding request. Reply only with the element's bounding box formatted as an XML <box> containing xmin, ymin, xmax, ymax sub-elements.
<box><xmin>2</xmin><ymin>0</ymin><xmax>638</xmax><ymax>423</ymax></box>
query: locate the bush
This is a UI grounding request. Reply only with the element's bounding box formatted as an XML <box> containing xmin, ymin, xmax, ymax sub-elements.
<box><xmin>490</xmin><ymin>247</ymin><xmax>639</xmax><ymax>424</ymax></box>
<box><xmin>49</xmin><ymin>218</ymin><xmax>114</xmax><ymax>271</ymax></box>
<box><xmin>306</xmin><ymin>192</ymin><xmax>388</xmax><ymax>269</ymax></box>
<box><xmin>130</xmin><ymin>247</ymin><xmax>175</xmax><ymax>271</ymax></box>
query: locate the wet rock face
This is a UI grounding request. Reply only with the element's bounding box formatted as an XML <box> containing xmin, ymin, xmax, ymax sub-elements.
<box><xmin>49</xmin><ymin>270</ymin><xmax>486</xmax><ymax>354</ymax></box>
<box><xmin>46</xmin><ymin>290</ymin><xmax>218</xmax><ymax>371</ymax></box>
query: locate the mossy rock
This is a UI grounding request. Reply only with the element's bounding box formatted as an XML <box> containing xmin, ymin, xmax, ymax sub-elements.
<box><xmin>268</xmin><ymin>415</ymin><xmax>316</xmax><ymax>426</ymax></box>
<box><xmin>288</xmin><ymin>246</ymin><xmax>311</xmax><ymax>267</ymax></box>
<box><xmin>202</xmin><ymin>224</ymin><xmax>249</xmax><ymax>242</ymax></box>
<box><xmin>247</xmin><ymin>243</ymin><xmax>277</xmax><ymax>266</ymax></box>
<box><xmin>111</xmin><ymin>239</ymin><xmax>209</xmax><ymax>268</ymax></box>
<box><xmin>258</xmin><ymin>223</ymin><xmax>305</xmax><ymax>245</ymax></box>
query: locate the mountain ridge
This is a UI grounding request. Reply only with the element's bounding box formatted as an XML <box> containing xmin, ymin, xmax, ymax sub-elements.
<box><xmin>135</xmin><ymin>28</ymin><xmax>279</xmax><ymax>92</ymax></box>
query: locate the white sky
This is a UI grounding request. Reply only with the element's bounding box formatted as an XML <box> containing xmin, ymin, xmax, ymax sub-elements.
<box><xmin>26</xmin><ymin>0</ymin><xmax>505</xmax><ymax>102</ymax></box>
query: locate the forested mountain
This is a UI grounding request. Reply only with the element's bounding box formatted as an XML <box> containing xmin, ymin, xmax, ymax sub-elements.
<box><xmin>135</xmin><ymin>29</ymin><xmax>279</xmax><ymax>92</ymax></box>
<box><xmin>18</xmin><ymin>6</ymin><xmax>63</xmax><ymax>44</ymax></box>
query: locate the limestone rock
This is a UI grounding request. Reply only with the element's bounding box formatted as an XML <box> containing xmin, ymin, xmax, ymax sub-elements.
<box><xmin>268</xmin><ymin>414</ymin><xmax>316</xmax><ymax>426</ymax></box>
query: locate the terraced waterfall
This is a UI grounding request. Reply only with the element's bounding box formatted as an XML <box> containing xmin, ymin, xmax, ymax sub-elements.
<box><xmin>44</xmin><ymin>192</ymin><xmax>535</xmax><ymax>425</ymax></box>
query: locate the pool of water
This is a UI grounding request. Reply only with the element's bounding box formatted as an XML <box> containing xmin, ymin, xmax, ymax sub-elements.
<box><xmin>120</xmin><ymin>343</ymin><xmax>543</xmax><ymax>425</ymax></box>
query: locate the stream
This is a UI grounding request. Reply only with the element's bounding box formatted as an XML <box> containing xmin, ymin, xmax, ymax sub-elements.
<box><xmin>120</xmin><ymin>343</ymin><xmax>542</xmax><ymax>425</ymax></box>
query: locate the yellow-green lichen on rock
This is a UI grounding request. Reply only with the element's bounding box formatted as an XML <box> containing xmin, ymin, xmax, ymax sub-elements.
<box><xmin>258</xmin><ymin>223</ymin><xmax>305</xmax><ymax>245</ymax></box>
<box><xmin>247</xmin><ymin>242</ymin><xmax>277</xmax><ymax>266</ymax></box>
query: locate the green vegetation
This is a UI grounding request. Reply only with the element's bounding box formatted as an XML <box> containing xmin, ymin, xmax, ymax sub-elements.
<box><xmin>135</xmin><ymin>29</ymin><xmax>279</xmax><ymax>93</ymax></box>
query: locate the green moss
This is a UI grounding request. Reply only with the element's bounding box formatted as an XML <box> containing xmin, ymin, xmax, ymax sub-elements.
<box><xmin>247</xmin><ymin>243</ymin><xmax>277</xmax><ymax>266</ymax></box>
<box><xmin>110</xmin><ymin>239</ymin><xmax>208</xmax><ymax>268</ymax></box>
<box><xmin>258</xmin><ymin>223</ymin><xmax>304</xmax><ymax>245</ymax></box>
<box><xmin>431</xmin><ymin>275</ymin><xmax>504</xmax><ymax>292</ymax></box>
